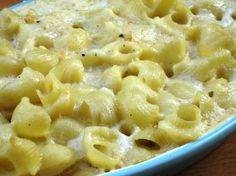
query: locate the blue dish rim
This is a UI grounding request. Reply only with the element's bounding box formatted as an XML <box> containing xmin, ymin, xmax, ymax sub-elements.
<box><xmin>6</xmin><ymin>0</ymin><xmax>236</xmax><ymax>175</ymax></box>
<box><xmin>9</xmin><ymin>0</ymin><xmax>35</xmax><ymax>10</ymax></box>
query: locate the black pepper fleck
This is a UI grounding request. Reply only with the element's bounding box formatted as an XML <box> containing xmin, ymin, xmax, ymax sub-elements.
<box><xmin>81</xmin><ymin>54</ymin><xmax>86</xmax><ymax>57</ymax></box>
<box><xmin>119</xmin><ymin>34</ymin><xmax>124</xmax><ymax>38</ymax></box>
<box><xmin>36</xmin><ymin>20</ymin><xmax>40</xmax><ymax>23</ymax></box>
<box><xmin>95</xmin><ymin>53</ymin><xmax>97</xmax><ymax>56</ymax></box>
<box><xmin>208</xmin><ymin>91</ymin><xmax>214</xmax><ymax>97</ymax></box>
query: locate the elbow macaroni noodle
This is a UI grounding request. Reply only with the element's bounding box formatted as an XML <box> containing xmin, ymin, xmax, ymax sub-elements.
<box><xmin>0</xmin><ymin>0</ymin><xmax>236</xmax><ymax>175</ymax></box>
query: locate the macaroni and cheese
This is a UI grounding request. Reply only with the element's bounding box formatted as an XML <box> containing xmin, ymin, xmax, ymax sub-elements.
<box><xmin>0</xmin><ymin>0</ymin><xmax>236</xmax><ymax>175</ymax></box>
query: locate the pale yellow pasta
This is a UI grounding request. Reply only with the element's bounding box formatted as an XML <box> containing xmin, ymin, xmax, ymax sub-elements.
<box><xmin>37</xmin><ymin>74</ymin><xmax>75</xmax><ymax>119</ymax></box>
<box><xmin>190</xmin><ymin>0</ymin><xmax>224</xmax><ymax>20</ymax></box>
<box><xmin>109</xmin><ymin>0</ymin><xmax>147</xmax><ymax>21</ymax></box>
<box><xmin>125</xmin><ymin>37</ymin><xmax>186</xmax><ymax>76</ymax></box>
<box><xmin>77</xmin><ymin>88</ymin><xmax>117</xmax><ymax>126</ymax></box>
<box><xmin>120</xmin><ymin>76</ymin><xmax>158</xmax><ymax>98</ymax></box>
<box><xmin>34</xmin><ymin>35</ymin><xmax>54</xmax><ymax>49</ymax></box>
<box><xmin>0</xmin><ymin>67</ymin><xmax>44</xmax><ymax>109</ymax></box>
<box><xmin>145</xmin><ymin>0</ymin><xmax>177</xmax><ymax>18</ymax></box>
<box><xmin>149</xmin><ymin>1</ymin><xmax>192</xmax><ymax>36</ymax></box>
<box><xmin>125</xmin><ymin>128</ymin><xmax>161</xmax><ymax>164</ymax></box>
<box><xmin>55</xmin><ymin>28</ymin><xmax>89</xmax><ymax>52</ymax></box>
<box><xmin>25</xmin><ymin>47</ymin><xmax>59</xmax><ymax>75</ymax></box>
<box><xmin>16</xmin><ymin>23</ymin><xmax>41</xmax><ymax>49</ymax></box>
<box><xmin>80</xmin><ymin>41</ymin><xmax>142</xmax><ymax>66</ymax></box>
<box><xmin>155</xmin><ymin>90</ymin><xmax>179</xmax><ymax>115</ymax></box>
<box><xmin>158</xmin><ymin>104</ymin><xmax>204</xmax><ymax>144</ymax></box>
<box><xmin>193</xmin><ymin>92</ymin><xmax>214</xmax><ymax>113</ymax></box>
<box><xmin>50</xmin><ymin>58</ymin><xmax>84</xmax><ymax>83</ymax></box>
<box><xmin>192</xmin><ymin>91</ymin><xmax>219</xmax><ymax>125</ymax></box>
<box><xmin>11</xmin><ymin>97</ymin><xmax>51</xmax><ymax>138</ymax></box>
<box><xmin>125</xmin><ymin>128</ymin><xmax>172</xmax><ymax>165</ymax></box>
<box><xmin>152</xmin><ymin>36</ymin><xmax>187</xmax><ymax>75</ymax></box>
<box><xmin>166</xmin><ymin>79</ymin><xmax>200</xmax><ymax>100</ymax></box>
<box><xmin>117</xmin><ymin>76</ymin><xmax>160</xmax><ymax>128</ymax></box>
<box><xmin>118</xmin><ymin>120</ymin><xmax>137</xmax><ymax>136</ymax></box>
<box><xmin>117</xmin><ymin>89</ymin><xmax>159</xmax><ymax>128</ymax></box>
<box><xmin>70</xmin><ymin>86</ymin><xmax>96</xmax><ymax>110</ymax></box>
<box><xmin>51</xmin><ymin>117</ymin><xmax>83</xmax><ymax>145</ymax></box>
<box><xmin>127</xmin><ymin>60</ymin><xmax>167</xmax><ymax>91</ymax></box>
<box><xmin>198</xmin><ymin>24</ymin><xmax>236</xmax><ymax>57</ymax></box>
<box><xmin>126</xmin><ymin>126</ymin><xmax>175</xmax><ymax>164</ymax></box>
<box><xmin>0</xmin><ymin>124</ymin><xmax>15</xmax><ymax>148</ymax></box>
<box><xmin>205</xmin><ymin>79</ymin><xmax>236</xmax><ymax>109</ymax></box>
<box><xmin>0</xmin><ymin>55</ymin><xmax>24</xmax><ymax>77</ymax></box>
<box><xmin>0</xmin><ymin>38</ymin><xmax>17</xmax><ymax>57</ymax></box>
<box><xmin>83</xmin><ymin>127</ymin><xmax>122</xmax><ymax>170</ymax></box>
<box><xmin>0</xmin><ymin>9</ymin><xmax>20</xmax><ymax>39</ymax></box>
<box><xmin>133</xmin><ymin>128</ymin><xmax>161</xmax><ymax>151</ymax></box>
<box><xmin>0</xmin><ymin>38</ymin><xmax>23</xmax><ymax>76</ymax></box>
<box><xmin>101</xmin><ymin>65</ymin><xmax>125</xmax><ymax>93</ymax></box>
<box><xmin>173</xmin><ymin>104</ymin><xmax>202</xmax><ymax>127</ymax></box>
<box><xmin>0</xmin><ymin>125</ymin><xmax>13</xmax><ymax>176</ymax></box>
<box><xmin>88</xmin><ymin>14</ymin><xmax>122</xmax><ymax>46</ymax></box>
<box><xmin>0</xmin><ymin>136</ymin><xmax>41</xmax><ymax>176</ymax></box>
<box><xmin>174</xmin><ymin>49</ymin><xmax>236</xmax><ymax>81</ymax></box>
<box><xmin>38</xmin><ymin>144</ymin><xmax>77</xmax><ymax>176</ymax></box>
<box><xmin>171</xmin><ymin>3</ymin><xmax>192</xmax><ymax>25</ymax></box>
<box><xmin>137</xmin><ymin>45</ymin><xmax>159</xmax><ymax>61</ymax></box>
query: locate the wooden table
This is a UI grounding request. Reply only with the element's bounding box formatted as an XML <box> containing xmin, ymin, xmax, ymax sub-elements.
<box><xmin>0</xmin><ymin>0</ymin><xmax>23</xmax><ymax>8</ymax></box>
<box><xmin>1</xmin><ymin>1</ymin><xmax>236</xmax><ymax>175</ymax></box>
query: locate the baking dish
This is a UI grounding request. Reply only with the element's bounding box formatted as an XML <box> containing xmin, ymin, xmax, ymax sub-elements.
<box><xmin>6</xmin><ymin>1</ymin><xmax>236</xmax><ymax>176</ymax></box>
